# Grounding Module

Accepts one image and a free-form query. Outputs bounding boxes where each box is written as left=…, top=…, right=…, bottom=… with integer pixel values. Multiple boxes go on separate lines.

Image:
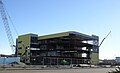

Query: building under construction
left=16, top=31, right=99, bottom=65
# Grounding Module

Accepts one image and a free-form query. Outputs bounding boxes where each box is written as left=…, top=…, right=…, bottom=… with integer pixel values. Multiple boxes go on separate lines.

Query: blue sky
left=0, top=0, right=120, bottom=59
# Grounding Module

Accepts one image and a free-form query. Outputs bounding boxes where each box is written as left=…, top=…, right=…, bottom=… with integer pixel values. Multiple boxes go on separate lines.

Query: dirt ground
left=0, top=68, right=115, bottom=73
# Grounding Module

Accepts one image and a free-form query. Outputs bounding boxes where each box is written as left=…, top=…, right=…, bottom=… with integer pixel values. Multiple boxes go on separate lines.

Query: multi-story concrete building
left=16, top=31, right=99, bottom=65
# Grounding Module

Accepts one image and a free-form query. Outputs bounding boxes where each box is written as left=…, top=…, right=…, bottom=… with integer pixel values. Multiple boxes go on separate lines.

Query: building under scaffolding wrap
left=16, top=31, right=99, bottom=65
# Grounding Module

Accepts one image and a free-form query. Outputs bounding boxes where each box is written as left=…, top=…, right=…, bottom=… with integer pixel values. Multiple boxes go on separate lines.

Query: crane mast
left=0, top=0, right=15, bottom=53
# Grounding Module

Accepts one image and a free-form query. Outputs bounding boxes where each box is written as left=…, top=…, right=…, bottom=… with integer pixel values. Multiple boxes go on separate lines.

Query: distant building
left=16, top=31, right=99, bottom=65
left=115, top=57, right=120, bottom=64
left=99, top=59, right=116, bottom=65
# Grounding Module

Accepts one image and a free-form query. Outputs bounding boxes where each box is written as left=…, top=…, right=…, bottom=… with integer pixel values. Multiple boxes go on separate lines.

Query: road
left=0, top=68, right=115, bottom=73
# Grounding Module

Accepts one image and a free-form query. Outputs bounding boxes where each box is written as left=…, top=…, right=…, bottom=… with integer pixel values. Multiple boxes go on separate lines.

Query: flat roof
left=18, top=33, right=38, bottom=37
left=38, top=31, right=98, bottom=40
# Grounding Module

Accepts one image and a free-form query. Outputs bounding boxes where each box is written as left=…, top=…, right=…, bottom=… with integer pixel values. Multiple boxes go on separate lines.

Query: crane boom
left=0, top=0, right=15, bottom=53
left=99, top=31, right=111, bottom=47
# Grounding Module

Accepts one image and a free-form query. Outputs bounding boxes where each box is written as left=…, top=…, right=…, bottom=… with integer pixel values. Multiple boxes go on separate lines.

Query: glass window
left=18, top=47, right=22, bottom=49
left=31, top=37, right=38, bottom=43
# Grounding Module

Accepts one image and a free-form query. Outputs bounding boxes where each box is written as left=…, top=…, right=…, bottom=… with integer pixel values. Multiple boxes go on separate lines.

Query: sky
left=0, top=0, right=120, bottom=59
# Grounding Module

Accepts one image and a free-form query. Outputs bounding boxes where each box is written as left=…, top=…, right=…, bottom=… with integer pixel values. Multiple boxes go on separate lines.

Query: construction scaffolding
left=16, top=31, right=99, bottom=65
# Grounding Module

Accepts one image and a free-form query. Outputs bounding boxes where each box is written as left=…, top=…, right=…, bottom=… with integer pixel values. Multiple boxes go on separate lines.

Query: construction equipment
left=99, top=31, right=111, bottom=47
left=0, top=0, right=15, bottom=53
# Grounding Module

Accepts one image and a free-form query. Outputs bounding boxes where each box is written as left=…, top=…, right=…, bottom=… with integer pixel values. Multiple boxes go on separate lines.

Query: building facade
left=16, top=31, right=99, bottom=65
left=115, top=57, right=120, bottom=64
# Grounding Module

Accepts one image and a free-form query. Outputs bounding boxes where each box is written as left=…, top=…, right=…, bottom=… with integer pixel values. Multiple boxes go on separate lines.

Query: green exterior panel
left=17, top=34, right=31, bottom=56
left=90, top=53, right=99, bottom=65
left=38, top=32, right=69, bottom=40
left=17, top=33, right=38, bottom=64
